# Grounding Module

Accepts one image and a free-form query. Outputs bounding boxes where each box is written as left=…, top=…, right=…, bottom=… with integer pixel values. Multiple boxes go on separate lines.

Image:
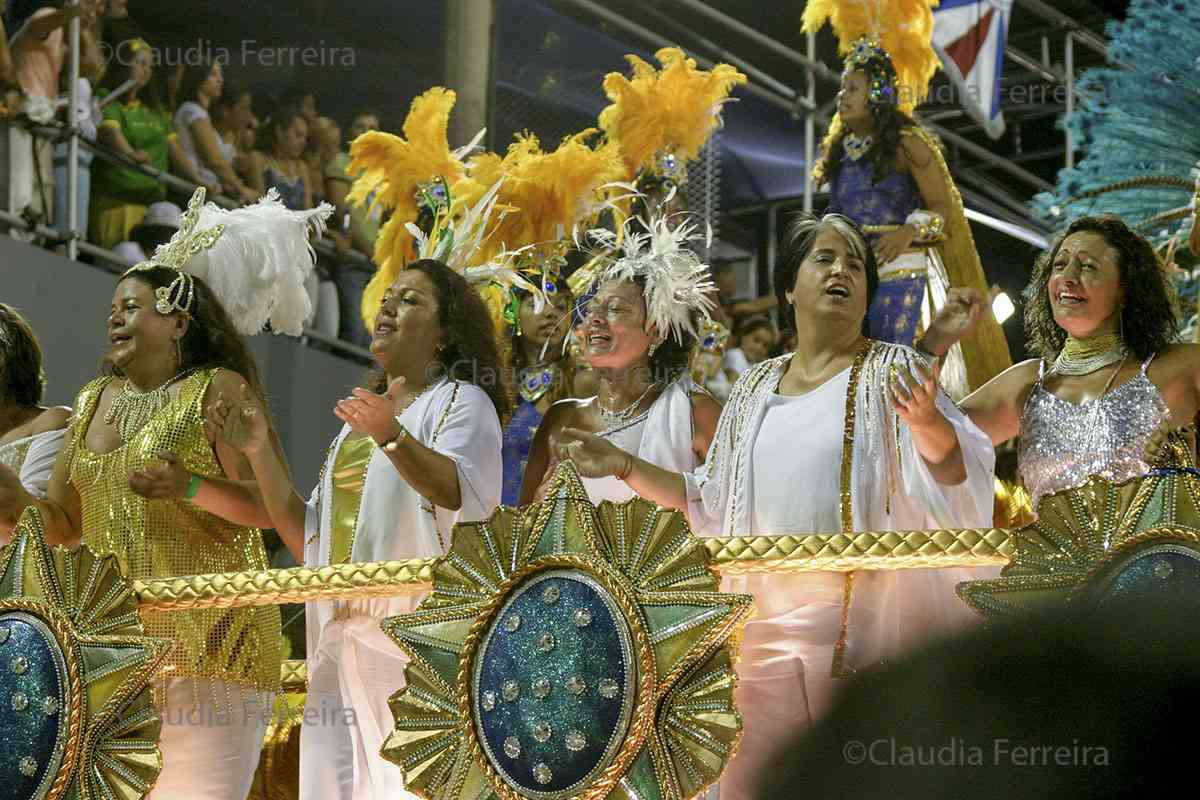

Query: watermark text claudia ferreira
left=842, top=737, right=1110, bottom=768
left=102, top=38, right=357, bottom=69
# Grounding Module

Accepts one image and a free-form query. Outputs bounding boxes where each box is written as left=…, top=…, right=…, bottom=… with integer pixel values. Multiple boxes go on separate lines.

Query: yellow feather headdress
left=599, top=47, right=746, bottom=185
left=348, top=87, right=483, bottom=329
left=801, top=0, right=941, bottom=116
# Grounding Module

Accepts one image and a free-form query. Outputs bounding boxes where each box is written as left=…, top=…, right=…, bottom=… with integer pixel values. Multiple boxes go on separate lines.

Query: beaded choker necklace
left=105, top=370, right=192, bottom=441
left=1051, top=332, right=1126, bottom=376
left=843, top=132, right=875, bottom=161
left=597, top=381, right=661, bottom=429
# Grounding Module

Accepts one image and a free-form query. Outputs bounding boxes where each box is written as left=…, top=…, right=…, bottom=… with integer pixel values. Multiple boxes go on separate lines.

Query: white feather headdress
left=576, top=205, right=718, bottom=343
left=131, top=187, right=333, bottom=337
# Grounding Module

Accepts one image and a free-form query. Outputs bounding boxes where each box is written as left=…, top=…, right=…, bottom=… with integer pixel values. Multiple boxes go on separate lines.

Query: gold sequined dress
left=65, top=369, right=281, bottom=694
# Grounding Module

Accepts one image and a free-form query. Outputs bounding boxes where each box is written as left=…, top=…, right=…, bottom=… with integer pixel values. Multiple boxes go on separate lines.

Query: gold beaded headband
left=123, top=188, right=225, bottom=317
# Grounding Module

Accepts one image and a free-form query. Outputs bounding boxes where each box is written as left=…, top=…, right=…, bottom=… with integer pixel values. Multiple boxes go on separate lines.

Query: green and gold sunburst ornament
left=959, top=469, right=1200, bottom=617
left=381, top=460, right=754, bottom=800
left=0, top=507, right=171, bottom=800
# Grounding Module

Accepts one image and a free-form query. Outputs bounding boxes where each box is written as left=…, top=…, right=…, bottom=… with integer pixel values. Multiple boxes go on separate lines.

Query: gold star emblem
left=380, top=460, right=753, bottom=800
left=0, top=508, right=171, bottom=800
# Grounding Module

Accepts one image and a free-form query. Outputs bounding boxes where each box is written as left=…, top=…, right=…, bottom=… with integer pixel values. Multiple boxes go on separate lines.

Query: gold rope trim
left=130, top=531, right=1014, bottom=611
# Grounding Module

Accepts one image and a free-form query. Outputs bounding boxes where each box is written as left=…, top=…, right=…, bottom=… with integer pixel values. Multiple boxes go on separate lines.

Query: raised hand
left=891, top=359, right=943, bottom=430
left=335, top=377, right=406, bottom=444
left=205, top=383, right=268, bottom=455
left=554, top=426, right=631, bottom=480
left=920, top=287, right=987, bottom=357
left=128, top=451, right=191, bottom=499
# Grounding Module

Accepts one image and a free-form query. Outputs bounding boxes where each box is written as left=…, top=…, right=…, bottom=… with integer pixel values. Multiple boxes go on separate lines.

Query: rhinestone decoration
left=598, top=678, right=619, bottom=699
left=565, top=729, right=586, bottom=752
left=541, top=585, right=561, bottom=604
left=503, top=736, right=521, bottom=758
left=532, top=676, right=551, bottom=699
left=41, top=697, right=58, bottom=716
left=532, top=721, right=552, bottom=743
left=0, top=627, right=8, bottom=644
left=504, top=614, right=522, bottom=633
left=502, top=680, right=519, bottom=702
left=12, top=691, right=28, bottom=712
left=537, top=632, right=556, bottom=653
left=533, top=763, right=553, bottom=785
left=11, top=655, right=28, bottom=675
left=1154, top=561, right=1174, bottom=580
left=481, top=691, right=496, bottom=711
left=573, top=608, right=593, bottom=628
left=565, top=675, right=586, bottom=696
left=18, top=757, right=37, bottom=777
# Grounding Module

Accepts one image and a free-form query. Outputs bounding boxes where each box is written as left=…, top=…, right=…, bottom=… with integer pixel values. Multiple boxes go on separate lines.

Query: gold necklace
left=105, top=370, right=191, bottom=441
left=1052, top=332, right=1125, bottom=376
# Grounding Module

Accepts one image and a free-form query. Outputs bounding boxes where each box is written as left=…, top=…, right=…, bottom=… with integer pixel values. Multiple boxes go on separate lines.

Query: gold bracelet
left=379, top=418, right=410, bottom=451
left=616, top=452, right=635, bottom=481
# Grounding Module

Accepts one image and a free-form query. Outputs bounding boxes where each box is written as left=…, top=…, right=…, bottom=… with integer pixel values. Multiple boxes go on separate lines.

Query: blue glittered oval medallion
left=472, top=569, right=636, bottom=797
left=0, top=611, right=70, bottom=800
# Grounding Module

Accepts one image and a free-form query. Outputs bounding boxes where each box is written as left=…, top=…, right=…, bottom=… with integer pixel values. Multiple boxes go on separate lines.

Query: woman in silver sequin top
left=0, top=304, right=71, bottom=540
left=921, top=215, right=1196, bottom=509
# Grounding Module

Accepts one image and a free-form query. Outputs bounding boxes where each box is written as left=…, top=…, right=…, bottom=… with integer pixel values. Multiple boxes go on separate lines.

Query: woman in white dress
left=209, top=259, right=506, bottom=800
left=520, top=214, right=722, bottom=506
left=0, top=304, right=71, bottom=538
left=558, top=213, right=996, bottom=800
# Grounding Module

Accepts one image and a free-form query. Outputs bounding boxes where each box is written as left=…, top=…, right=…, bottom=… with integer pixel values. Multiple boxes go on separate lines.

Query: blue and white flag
left=932, top=0, right=1013, bottom=139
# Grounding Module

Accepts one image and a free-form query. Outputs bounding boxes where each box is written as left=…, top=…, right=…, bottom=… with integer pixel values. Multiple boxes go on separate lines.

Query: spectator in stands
left=174, top=59, right=257, bottom=204
left=210, top=78, right=256, bottom=185
left=90, top=40, right=207, bottom=248
left=7, top=0, right=83, bottom=230
left=51, top=22, right=104, bottom=244
left=325, top=107, right=383, bottom=347
left=713, top=258, right=777, bottom=325
left=109, top=198, right=182, bottom=266
left=248, top=105, right=338, bottom=338
left=724, top=316, right=777, bottom=382
left=304, top=115, right=340, bottom=207
left=346, top=108, right=379, bottom=142
left=246, top=104, right=310, bottom=209
left=281, top=86, right=318, bottom=126
left=0, top=2, right=13, bottom=94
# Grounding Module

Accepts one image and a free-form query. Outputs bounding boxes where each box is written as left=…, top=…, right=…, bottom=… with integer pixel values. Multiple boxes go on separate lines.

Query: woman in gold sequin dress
left=0, top=304, right=71, bottom=539
left=0, top=265, right=283, bottom=799
left=208, top=259, right=506, bottom=800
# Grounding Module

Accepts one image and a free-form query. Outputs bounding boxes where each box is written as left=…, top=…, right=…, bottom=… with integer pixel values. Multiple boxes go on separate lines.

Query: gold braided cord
left=1065, top=174, right=1194, bottom=204
left=134, top=558, right=435, bottom=611
left=132, top=532, right=1011, bottom=610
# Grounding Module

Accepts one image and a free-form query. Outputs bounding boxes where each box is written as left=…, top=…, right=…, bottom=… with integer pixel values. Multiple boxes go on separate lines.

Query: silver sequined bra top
left=1018, top=357, right=1174, bottom=509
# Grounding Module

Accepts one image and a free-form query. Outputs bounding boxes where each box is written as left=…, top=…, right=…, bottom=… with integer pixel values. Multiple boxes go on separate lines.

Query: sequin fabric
left=66, top=370, right=281, bottom=693
left=501, top=400, right=543, bottom=507
left=1018, top=362, right=1188, bottom=508
left=0, top=436, right=33, bottom=474
left=867, top=273, right=926, bottom=346
left=826, top=157, right=922, bottom=232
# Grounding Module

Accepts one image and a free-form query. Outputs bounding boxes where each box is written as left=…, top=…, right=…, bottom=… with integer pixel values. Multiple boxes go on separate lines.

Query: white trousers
left=148, top=678, right=274, bottom=800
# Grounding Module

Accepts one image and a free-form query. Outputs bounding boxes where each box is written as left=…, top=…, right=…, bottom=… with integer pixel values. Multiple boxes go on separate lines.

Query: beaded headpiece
left=576, top=204, right=718, bottom=344
left=124, top=188, right=222, bottom=318
left=802, top=0, right=940, bottom=116
left=124, top=186, right=333, bottom=336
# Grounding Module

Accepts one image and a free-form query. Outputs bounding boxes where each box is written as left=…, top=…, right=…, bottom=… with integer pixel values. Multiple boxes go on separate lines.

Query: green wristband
left=184, top=473, right=203, bottom=501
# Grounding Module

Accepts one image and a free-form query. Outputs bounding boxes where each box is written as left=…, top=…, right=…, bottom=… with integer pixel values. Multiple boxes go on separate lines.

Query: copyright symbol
left=843, top=739, right=866, bottom=765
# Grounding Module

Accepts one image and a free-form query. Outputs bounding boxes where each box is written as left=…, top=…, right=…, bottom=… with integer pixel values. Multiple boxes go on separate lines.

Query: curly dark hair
left=177, top=58, right=219, bottom=108
left=774, top=213, right=880, bottom=336
left=366, top=260, right=512, bottom=421
left=815, top=106, right=933, bottom=190
left=1024, top=215, right=1179, bottom=362
left=106, top=267, right=268, bottom=402
left=256, top=104, right=306, bottom=154
left=0, top=304, right=46, bottom=408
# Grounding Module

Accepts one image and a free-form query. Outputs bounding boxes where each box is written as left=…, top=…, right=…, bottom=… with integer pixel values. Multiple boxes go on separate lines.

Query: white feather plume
left=178, top=190, right=333, bottom=337
left=577, top=202, right=717, bottom=343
